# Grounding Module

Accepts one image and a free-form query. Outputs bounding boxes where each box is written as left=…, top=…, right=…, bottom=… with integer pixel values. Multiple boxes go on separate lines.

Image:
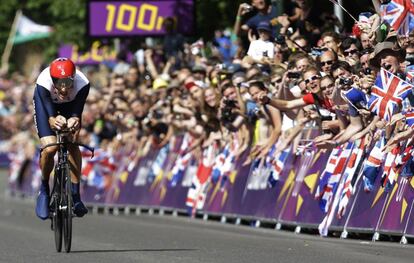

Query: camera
left=311, top=47, right=327, bottom=57
left=287, top=71, right=301, bottom=79
left=339, top=77, right=353, bottom=86
left=275, top=35, right=286, bottom=45
left=244, top=4, right=253, bottom=11
left=363, top=67, right=372, bottom=75
left=224, top=99, right=237, bottom=108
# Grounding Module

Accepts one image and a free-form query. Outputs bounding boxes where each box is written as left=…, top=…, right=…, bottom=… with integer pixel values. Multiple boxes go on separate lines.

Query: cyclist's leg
left=33, top=94, right=58, bottom=219
left=39, top=136, right=58, bottom=183
left=36, top=136, right=58, bottom=219
left=68, top=130, right=88, bottom=217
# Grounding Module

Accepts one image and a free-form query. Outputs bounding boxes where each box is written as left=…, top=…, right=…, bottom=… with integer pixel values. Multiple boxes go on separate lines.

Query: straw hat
left=369, top=41, right=405, bottom=68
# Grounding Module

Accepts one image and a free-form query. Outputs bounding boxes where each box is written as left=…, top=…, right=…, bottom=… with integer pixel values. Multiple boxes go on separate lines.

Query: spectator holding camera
left=247, top=21, right=275, bottom=63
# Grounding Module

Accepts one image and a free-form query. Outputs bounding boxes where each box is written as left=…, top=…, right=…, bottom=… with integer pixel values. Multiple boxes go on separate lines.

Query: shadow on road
left=71, top=248, right=198, bottom=253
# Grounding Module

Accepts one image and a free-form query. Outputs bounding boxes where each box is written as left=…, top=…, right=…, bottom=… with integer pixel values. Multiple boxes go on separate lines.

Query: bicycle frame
left=40, top=130, right=94, bottom=253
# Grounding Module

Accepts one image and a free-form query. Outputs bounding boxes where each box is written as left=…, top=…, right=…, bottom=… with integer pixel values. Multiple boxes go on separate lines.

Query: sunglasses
left=344, top=49, right=359, bottom=56
left=381, top=63, right=392, bottom=70
left=321, top=60, right=334, bottom=66
left=320, top=83, right=334, bottom=91
left=304, top=75, right=320, bottom=84
left=52, top=77, right=74, bottom=88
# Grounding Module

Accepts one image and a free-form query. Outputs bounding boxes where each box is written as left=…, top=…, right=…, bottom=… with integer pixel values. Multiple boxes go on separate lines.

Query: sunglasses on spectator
left=381, top=63, right=392, bottom=70
left=320, top=83, right=334, bottom=91
left=321, top=60, right=334, bottom=66
left=272, top=78, right=283, bottom=83
left=304, top=75, right=320, bottom=84
left=344, top=49, right=359, bottom=56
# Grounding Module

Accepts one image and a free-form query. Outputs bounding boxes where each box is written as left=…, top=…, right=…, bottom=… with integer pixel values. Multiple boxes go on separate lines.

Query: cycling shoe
left=35, top=189, right=50, bottom=220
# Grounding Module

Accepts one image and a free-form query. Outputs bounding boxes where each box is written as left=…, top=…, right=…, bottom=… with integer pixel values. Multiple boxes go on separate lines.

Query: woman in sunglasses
left=258, top=66, right=333, bottom=112
left=33, top=57, right=90, bottom=220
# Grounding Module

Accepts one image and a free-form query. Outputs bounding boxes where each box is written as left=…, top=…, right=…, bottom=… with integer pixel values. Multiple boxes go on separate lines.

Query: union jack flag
left=380, top=0, right=410, bottom=32
left=337, top=137, right=367, bottom=218
left=402, top=108, right=414, bottom=127
left=211, top=145, right=230, bottom=184
left=315, top=147, right=341, bottom=200
left=368, top=68, right=414, bottom=122
left=318, top=142, right=354, bottom=213
left=398, top=0, right=414, bottom=36
left=80, top=148, right=116, bottom=190
left=399, top=9, right=414, bottom=35
left=268, top=146, right=291, bottom=188
left=186, top=143, right=217, bottom=216
left=406, top=65, right=414, bottom=84
left=362, top=132, right=386, bottom=192
left=381, top=146, right=400, bottom=191
left=170, top=134, right=194, bottom=187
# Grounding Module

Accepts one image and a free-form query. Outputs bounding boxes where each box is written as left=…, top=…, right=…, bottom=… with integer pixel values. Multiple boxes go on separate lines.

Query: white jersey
left=36, top=67, right=89, bottom=104
left=247, top=39, right=275, bottom=60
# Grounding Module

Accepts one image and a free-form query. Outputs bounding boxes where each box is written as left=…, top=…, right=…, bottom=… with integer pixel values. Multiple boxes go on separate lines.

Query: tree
left=0, top=0, right=89, bottom=71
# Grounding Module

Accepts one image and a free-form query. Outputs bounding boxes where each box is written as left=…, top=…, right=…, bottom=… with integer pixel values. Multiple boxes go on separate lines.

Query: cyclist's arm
left=34, top=84, right=57, bottom=117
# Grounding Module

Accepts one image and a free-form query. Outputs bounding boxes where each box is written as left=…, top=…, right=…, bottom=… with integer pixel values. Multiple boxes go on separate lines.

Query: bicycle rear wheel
left=62, top=166, right=72, bottom=253
left=52, top=194, right=63, bottom=252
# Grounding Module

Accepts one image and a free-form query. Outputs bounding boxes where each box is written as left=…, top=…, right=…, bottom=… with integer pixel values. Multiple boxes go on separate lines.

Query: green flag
left=13, top=14, right=52, bottom=44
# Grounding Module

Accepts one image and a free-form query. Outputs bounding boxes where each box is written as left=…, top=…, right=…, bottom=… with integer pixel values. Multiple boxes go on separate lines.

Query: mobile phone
left=287, top=72, right=301, bottom=79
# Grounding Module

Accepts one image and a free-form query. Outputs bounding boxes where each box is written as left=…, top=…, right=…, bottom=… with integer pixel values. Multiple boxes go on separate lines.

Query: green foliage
left=195, top=0, right=245, bottom=40
left=0, top=0, right=89, bottom=66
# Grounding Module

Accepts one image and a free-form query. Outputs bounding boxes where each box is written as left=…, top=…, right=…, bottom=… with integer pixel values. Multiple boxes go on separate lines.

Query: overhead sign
left=88, top=0, right=194, bottom=37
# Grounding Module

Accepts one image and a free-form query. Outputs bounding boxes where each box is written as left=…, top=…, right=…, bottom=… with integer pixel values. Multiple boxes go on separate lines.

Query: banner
left=59, top=41, right=117, bottom=65
left=88, top=0, right=195, bottom=36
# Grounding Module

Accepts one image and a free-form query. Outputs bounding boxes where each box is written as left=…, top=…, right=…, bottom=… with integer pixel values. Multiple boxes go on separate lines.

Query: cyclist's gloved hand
left=67, top=117, right=80, bottom=132
left=50, top=115, right=67, bottom=130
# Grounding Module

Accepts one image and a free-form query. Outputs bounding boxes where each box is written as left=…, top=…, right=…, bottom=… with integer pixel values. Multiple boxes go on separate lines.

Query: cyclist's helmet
left=50, top=57, right=75, bottom=82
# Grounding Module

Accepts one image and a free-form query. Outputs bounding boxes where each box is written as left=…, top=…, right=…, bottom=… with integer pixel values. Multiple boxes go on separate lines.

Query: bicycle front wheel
left=62, top=166, right=72, bottom=253
left=52, top=194, right=63, bottom=252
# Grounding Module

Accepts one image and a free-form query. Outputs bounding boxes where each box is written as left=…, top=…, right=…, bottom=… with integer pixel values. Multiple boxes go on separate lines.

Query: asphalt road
left=0, top=169, right=413, bottom=263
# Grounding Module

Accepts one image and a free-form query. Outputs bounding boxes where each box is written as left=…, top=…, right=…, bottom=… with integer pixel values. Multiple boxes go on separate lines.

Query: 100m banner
left=88, top=0, right=194, bottom=36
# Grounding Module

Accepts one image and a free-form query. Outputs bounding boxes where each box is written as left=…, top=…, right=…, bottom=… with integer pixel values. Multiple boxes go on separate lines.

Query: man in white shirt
left=247, top=21, right=275, bottom=62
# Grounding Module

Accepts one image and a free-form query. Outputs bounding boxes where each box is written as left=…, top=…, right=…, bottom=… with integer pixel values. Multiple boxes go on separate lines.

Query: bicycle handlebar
left=40, top=130, right=95, bottom=158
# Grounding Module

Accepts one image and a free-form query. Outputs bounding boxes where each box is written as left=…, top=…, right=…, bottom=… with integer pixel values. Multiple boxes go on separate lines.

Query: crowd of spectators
left=2, top=0, right=414, bottom=193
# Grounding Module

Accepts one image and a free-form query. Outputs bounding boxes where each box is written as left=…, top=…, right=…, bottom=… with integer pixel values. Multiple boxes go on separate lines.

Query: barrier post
left=341, top=173, right=364, bottom=239
left=400, top=200, right=414, bottom=244
left=372, top=191, right=391, bottom=242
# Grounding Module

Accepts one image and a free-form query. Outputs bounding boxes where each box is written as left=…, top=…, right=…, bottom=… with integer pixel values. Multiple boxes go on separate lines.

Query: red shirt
left=302, top=93, right=333, bottom=112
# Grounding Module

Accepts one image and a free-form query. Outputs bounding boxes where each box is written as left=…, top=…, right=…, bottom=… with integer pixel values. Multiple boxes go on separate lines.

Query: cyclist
left=33, top=58, right=90, bottom=220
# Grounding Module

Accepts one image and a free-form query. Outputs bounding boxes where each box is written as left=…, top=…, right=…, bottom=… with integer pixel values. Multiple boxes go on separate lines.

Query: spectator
left=247, top=21, right=275, bottom=63
left=235, top=0, right=279, bottom=38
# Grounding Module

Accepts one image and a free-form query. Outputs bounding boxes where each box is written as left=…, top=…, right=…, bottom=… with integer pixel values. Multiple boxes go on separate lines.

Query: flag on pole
left=381, top=146, right=400, bottom=191
left=315, top=147, right=341, bottom=200
left=318, top=142, right=354, bottom=213
left=380, top=0, right=408, bottom=33
left=13, top=13, right=52, bottom=44
left=337, top=137, right=367, bottom=218
left=362, top=132, right=386, bottom=192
